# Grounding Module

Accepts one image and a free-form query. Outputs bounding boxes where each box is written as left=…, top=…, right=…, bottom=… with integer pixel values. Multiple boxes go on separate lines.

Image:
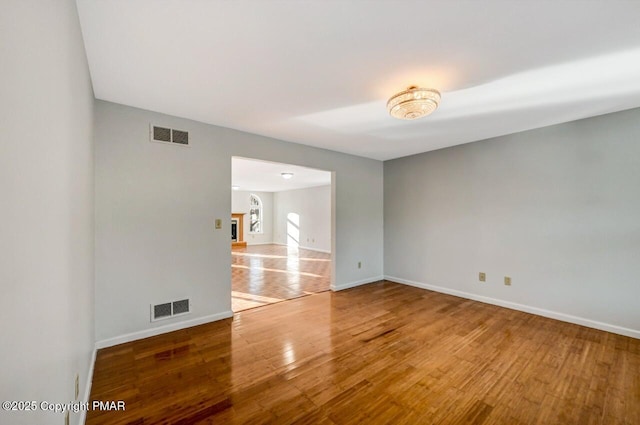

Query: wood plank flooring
left=87, top=281, right=640, bottom=425
left=231, top=244, right=331, bottom=312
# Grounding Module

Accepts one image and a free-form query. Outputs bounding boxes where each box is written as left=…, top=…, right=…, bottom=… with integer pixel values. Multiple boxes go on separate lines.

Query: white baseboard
left=298, top=245, right=331, bottom=254
left=95, top=310, right=234, bottom=349
left=332, top=275, right=384, bottom=291
left=385, top=275, right=640, bottom=340
left=79, top=347, right=97, bottom=425
left=246, top=242, right=274, bottom=246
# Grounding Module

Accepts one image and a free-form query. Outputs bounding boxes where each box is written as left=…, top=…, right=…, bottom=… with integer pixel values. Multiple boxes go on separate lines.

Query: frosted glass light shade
left=387, top=86, right=441, bottom=120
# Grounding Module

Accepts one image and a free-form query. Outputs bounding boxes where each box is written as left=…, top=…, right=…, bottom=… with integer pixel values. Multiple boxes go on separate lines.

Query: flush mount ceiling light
left=232, top=185, right=240, bottom=190
left=387, top=86, right=441, bottom=120
left=281, top=172, right=294, bottom=179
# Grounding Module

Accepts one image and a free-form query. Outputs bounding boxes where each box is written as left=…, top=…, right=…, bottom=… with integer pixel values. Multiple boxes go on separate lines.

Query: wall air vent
left=153, top=303, right=172, bottom=320
left=153, top=126, right=171, bottom=143
left=151, top=298, right=191, bottom=322
left=150, top=124, right=190, bottom=146
left=172, top=299, right=189, bottom=315
left=171, top=129, right=189, bottom=145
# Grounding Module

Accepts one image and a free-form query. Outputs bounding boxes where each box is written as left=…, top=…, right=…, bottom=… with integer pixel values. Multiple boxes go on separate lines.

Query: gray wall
left=0, top=1, right=95, bottom=424
left=95, top=101, right=383, bottom=344
left=274, top=185, right=332, bottom=253
left=385, top=108, right=640, bottom=337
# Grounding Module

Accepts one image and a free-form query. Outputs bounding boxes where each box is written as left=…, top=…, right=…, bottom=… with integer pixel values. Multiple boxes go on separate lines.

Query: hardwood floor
left=87, top=281, right=640, bottom=425
left=231, top=244, right=331, bottom=312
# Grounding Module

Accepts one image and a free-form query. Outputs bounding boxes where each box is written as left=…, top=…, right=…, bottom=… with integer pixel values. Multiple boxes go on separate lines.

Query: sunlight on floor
left=232, top=244, right=331, bottom=313
left=232, top=251, right=330, bottom=262
left=231, top=264, right=323, bottom=278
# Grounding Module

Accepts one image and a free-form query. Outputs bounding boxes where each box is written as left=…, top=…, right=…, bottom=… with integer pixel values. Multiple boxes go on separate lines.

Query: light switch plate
left=215, top=219, right=222, bottom=229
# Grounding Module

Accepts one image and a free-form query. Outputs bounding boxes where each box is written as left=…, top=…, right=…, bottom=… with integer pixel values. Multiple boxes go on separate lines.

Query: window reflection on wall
left=287, top=212, right=300, bottom=248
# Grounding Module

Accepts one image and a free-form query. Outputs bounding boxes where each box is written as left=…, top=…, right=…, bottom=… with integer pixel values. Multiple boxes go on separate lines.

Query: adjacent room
left=230, top=157, right=332, bottom=312
left=2, top=1, right=639, bottom=425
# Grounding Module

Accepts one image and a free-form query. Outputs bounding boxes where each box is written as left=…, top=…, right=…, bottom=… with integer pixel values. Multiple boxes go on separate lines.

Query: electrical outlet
left=75, top=374, right=79, bottom=399
left=479, top=272, right=486, bottom=282
left=358, top=261, right=361, bottom=269
left=504, top=276, right=512, bottom=286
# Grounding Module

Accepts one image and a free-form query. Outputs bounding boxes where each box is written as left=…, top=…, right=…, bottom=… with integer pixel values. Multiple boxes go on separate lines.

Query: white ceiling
left=232, top=157, right=331, bottom=192
left=77, top=0, right=640, bottom=161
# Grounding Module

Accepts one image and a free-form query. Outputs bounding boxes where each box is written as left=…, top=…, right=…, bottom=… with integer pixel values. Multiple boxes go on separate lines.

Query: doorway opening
left=230, top=157, right=334, bottom=312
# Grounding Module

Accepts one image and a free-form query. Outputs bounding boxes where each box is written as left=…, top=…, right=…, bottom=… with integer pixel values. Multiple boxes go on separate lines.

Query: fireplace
left=231, top=218, right=238, bottom=242
left=231, top=213, right=247, bottom=247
